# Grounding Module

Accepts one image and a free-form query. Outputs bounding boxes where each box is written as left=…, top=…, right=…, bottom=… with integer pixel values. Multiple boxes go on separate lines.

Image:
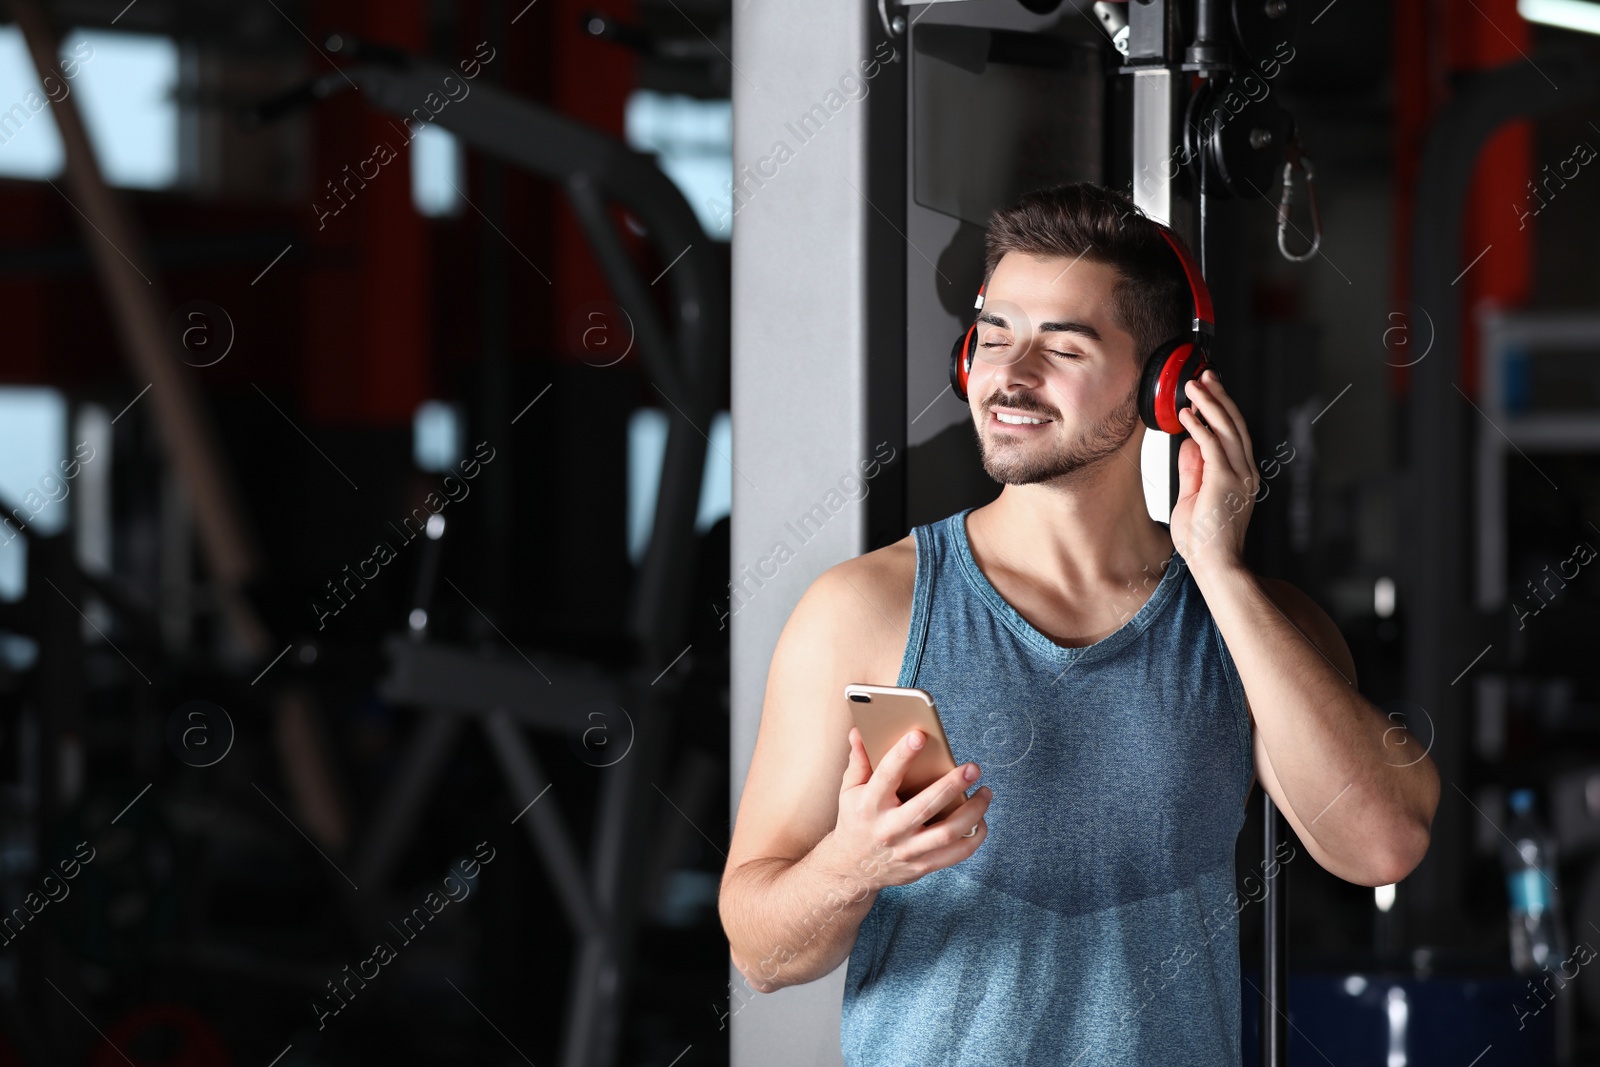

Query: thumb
left=841, top=728, right=872, bottom=791
left=1175, top=436, right=1203, bottom=503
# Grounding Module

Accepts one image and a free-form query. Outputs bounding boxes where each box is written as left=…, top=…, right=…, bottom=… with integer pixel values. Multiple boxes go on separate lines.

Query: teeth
left=996, top=412, right=1046, bottom=425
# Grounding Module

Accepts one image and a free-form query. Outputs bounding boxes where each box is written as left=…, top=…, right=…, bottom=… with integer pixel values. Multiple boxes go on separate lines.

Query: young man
left=718, top=183, right=1439, bottom=1065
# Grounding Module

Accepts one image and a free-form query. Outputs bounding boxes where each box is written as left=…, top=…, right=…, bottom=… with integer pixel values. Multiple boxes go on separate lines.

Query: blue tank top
left=840, top=507, right=1255, bottom=1067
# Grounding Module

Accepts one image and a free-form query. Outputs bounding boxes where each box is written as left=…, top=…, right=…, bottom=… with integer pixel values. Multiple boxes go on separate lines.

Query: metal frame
left=336, top=53, right=728, bottom=1067
left=1474, top=309, right=1600, bottom=611
left=347, top=58, right=727, bottom=662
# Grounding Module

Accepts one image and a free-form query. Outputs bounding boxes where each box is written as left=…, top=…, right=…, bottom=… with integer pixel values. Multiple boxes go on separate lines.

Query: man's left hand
left=1170, top=368, right=1257, bottom=576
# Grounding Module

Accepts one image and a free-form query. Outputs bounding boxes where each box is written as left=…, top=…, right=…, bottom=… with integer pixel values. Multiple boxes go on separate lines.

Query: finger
left=1194, top=372, right=1255, bottom=487
left=913, top=791, right=992, bottom=864
left=865, top=727, right=928, bottom=804
left=1179, top=399, right=1242, bottom=493
left=945, top=785, right=992, bottom=838
left=1176, top=406, right=1235, bottom=527
left=1184, top=379, right=1247, bottom=481
left=1177, top=403, right=1222, bottom=470
left=894, top=762, right=978, bottom=836
left=841, top=727, right=872, bottom=791
left=1201, top=370, right=1254, bottom=473
left=1175, top=435, right=1204, bottom=505
left=917, top=827, right=986, bottom=872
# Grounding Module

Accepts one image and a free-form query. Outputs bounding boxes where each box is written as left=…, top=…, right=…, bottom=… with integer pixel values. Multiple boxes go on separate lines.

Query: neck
left=969, top=452, right=1174, bottom=592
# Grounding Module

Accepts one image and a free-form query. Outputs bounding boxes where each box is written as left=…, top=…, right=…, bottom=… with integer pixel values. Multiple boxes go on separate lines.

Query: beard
left=973, top=381, right=1141, bottom=486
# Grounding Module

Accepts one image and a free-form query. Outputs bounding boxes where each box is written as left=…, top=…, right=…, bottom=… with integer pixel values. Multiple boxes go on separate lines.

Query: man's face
left=966, top=252, right=1143, bottom=486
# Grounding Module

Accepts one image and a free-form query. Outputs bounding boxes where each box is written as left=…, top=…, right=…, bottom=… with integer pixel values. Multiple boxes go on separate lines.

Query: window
left=0, top=387, right=71, bottom=602
left=413, top=400, right=464, bottom=472
left=0, top=26, right=179, bottom=189
left=627, top=408, right=731, bottom=565
left=623, top=90, right=732, bottom=240
left=411, top=122, right=464, bottom=218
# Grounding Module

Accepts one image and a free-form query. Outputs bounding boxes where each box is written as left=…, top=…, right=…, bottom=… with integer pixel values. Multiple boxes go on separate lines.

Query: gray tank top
left=841, top=507, right=1254, bottom=1066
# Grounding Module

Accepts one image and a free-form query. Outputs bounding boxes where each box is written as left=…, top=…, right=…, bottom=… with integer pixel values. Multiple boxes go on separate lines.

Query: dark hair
left=981, top=183, right=1193, bottom=365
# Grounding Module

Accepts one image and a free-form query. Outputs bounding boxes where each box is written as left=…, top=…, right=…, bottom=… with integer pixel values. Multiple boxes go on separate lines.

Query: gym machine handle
left=579, top=10, right=727, bottom=63
left=235, top=31, right=406, bottom=131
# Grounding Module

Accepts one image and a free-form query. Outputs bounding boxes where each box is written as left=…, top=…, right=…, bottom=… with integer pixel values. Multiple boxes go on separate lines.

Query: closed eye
left=979, top=340, right=1081, bottom=359
left=979, top=340, right=1081, bottom=361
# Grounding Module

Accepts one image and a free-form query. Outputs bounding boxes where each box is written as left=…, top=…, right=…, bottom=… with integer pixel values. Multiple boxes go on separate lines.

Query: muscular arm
left=721, top=837, right=879, bottom=993
left=719, top=551, right=912, bottom=993
left=1204, top=568, right=1439, bottom=886
left=1172, top=370, right=1437, bottom=886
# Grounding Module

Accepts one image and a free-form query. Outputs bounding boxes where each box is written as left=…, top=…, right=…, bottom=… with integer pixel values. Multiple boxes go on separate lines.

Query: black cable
left=1197, top=79, right=1209, bottom=281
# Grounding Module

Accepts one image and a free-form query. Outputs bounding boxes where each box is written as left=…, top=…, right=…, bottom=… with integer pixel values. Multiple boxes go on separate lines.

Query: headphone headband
left=1155, top=227, right=1214, bottom=338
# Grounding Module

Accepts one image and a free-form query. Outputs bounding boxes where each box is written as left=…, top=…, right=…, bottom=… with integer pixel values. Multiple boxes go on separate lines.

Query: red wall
left=304, top=0, right=432, bottom=425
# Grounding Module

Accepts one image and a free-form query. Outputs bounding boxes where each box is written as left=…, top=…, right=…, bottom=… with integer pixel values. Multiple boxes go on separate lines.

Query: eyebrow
left=978, top=312, right=1102, bottom=343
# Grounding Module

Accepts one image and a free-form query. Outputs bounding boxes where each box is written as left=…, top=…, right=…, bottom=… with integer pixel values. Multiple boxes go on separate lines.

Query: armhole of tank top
left=895, top=527, right=933, bottom=689
left=1207, top=611, right=1255, bottom=806
left=858, top=889, right=883, bottom=980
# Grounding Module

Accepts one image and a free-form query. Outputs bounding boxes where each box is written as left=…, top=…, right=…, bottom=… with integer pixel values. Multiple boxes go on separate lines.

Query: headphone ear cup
left=1142, top=340, right=1210, bottom=434
left=949, top=327, right=977, bottom=402
left=1145, top=347, right=1203, bottom=438
left=1138, top=340, right=1180, bottom=431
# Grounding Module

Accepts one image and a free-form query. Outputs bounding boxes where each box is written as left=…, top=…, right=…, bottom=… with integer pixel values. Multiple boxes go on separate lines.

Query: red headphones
left=948, top=227, right=1214, bottom=435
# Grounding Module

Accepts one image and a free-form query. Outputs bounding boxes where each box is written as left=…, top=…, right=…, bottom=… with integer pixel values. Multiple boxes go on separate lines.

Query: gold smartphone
left=845, top=683, right=973, bottom=828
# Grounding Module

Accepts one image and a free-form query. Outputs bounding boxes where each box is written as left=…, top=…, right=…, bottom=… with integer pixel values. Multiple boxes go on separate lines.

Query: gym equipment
left=243, top=26, right=727, bottom=1067
left=946, top=226, right=1214, bottom=435
left=1401, top=46, right=1600, bottom=952
left=8, top=0, right=351, bottom=880
left=9, top=0, right=270, bottom=662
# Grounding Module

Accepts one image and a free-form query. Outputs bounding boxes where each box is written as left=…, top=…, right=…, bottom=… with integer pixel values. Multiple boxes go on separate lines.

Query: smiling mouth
left=990, top=409, right=1053, bottom=429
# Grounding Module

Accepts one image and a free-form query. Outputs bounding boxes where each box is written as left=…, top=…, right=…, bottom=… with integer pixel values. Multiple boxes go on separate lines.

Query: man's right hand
left=824, top=726, right=991, bottom=891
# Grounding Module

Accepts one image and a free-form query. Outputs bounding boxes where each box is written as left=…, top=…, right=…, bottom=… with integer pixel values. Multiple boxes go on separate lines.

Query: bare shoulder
left=814, top=533, right=917, bottom=685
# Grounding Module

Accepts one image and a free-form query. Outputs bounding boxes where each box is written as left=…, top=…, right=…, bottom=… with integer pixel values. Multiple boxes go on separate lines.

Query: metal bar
left=9, top=0, right=271, bottom=658
left=563, top=173, right=711, bottom=662
left=376, top=633, right=623, bottom=729
left=584, top=683, right=676, bottom=1067
left=348, top=60, right=723, bottom=405
left=482, top=709, right=602, bottom=939
left=560, top=939, right=612, bottom=1067
left=351, top=711, right=463, bottom=889
left=561, top=171, right=689, bottom=402
left=1262, top=794, right=1287, bottom=1067
left=1130, top=65, right=1182, bottom=526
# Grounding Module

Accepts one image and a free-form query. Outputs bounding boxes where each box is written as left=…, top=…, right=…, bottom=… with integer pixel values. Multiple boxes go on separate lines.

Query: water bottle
left=1503, top=788, right=1567, bottom=975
